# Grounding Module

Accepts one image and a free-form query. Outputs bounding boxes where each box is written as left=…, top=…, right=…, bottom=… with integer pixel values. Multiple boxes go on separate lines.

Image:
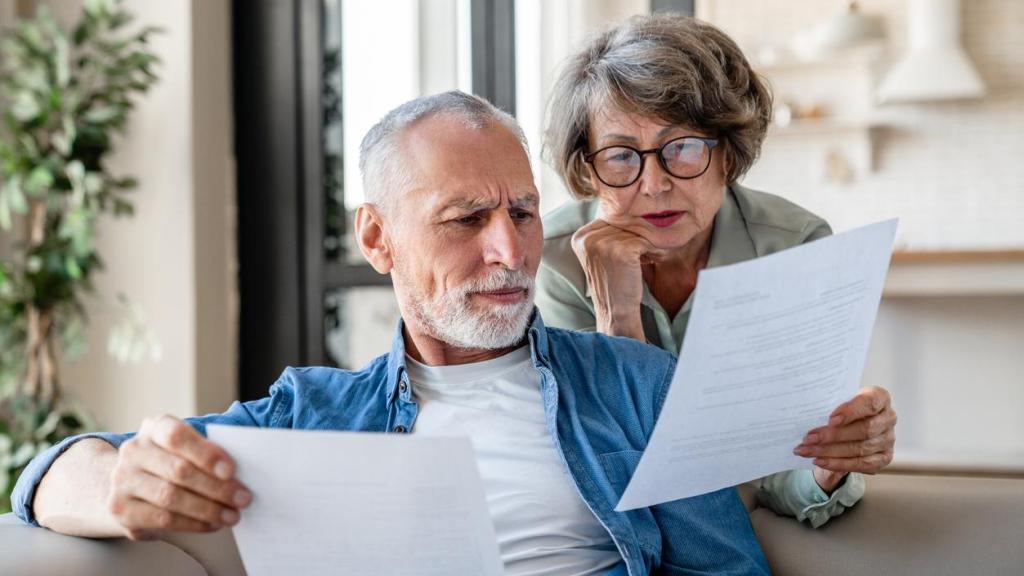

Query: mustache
left=457, top=268, right=534, bottom=296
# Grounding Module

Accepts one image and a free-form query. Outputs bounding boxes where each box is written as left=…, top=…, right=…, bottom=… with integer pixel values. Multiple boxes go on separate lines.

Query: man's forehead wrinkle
left=435, top=192, right=539, bottom=216
left=511, top=193, right=539, bottom=208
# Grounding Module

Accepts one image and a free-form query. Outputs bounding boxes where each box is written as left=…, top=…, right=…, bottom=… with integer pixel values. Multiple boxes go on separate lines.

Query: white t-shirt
left=406, top=346, right=622, bottom=576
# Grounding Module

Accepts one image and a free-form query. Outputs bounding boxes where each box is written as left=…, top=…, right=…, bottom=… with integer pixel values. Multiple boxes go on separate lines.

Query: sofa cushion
left=750, top=473, right=1024, bottom=575
left=0, top=513, right=207, bottom=576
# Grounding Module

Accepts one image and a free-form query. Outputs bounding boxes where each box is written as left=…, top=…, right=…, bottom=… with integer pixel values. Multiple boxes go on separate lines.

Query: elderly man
left=13, top=91, right=769, bottom=575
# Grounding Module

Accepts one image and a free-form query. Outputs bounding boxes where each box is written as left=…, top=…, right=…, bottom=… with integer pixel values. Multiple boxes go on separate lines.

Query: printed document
left=207, top=425, right=504, bottom=576
left=616, top=219, right=898, bottom=511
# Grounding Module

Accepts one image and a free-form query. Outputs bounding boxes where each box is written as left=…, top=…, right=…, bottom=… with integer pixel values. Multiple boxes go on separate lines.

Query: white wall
left=865, top=294, right=1024, bottom=470
left=700, top=0, right=1024, bottom=470
left=700, top=0, right=1024, bottom=251
left=20, top=0, right=238, bottom=431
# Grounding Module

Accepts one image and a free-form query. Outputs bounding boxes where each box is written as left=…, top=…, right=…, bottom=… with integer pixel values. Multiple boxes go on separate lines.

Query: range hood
left=876, top=0, right=985, bottom=103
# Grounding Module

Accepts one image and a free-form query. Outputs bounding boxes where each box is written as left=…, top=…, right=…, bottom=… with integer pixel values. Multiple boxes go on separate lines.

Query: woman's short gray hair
left=359, top=90, right=528, bottom=213
left=544, top=13, right=772, bottom=198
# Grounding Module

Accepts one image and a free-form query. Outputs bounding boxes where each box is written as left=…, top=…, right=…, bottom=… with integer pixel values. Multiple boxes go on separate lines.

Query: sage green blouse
left=536, top=184, right=865, bottom=527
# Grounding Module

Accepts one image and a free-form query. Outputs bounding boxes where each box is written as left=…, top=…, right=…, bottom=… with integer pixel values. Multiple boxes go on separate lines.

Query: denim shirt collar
left=384, top=308, right=552, bottom=408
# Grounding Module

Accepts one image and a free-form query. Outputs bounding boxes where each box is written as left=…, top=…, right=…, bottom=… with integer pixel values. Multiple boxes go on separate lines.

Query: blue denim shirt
left=14, top=311, right=769, bottom=576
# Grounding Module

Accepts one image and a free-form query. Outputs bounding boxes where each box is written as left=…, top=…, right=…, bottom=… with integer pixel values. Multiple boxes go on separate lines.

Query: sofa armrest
left=750, top=473, right=1024, bottom=575
left=0, top=513, right=207, bottom=576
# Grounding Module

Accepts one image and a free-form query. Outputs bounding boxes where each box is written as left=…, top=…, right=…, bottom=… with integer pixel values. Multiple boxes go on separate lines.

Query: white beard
left=399, top=267, right=535, bottom=350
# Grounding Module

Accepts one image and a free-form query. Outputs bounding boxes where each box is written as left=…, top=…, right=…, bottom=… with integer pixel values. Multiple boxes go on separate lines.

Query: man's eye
left=511, top=210, right=534, bottom=221
left=454, top=214, right=482, bottom=225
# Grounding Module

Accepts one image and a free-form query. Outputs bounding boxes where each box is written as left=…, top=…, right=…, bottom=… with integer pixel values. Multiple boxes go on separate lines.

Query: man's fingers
left=802, top=410, right=897, bottom=445
left=109, top=495, right=218, bottom=539
left=828, top=387, right=891, bottom=426
left=146, top=416, right=235, bottom=480
left=122, top=469, right=240, bottom=528
left=813, top=451, right=893, bottom=474
left=124, top=438, right=250, bottom=509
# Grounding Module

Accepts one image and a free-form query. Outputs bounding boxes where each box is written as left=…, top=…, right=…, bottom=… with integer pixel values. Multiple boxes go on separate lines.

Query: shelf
left=764, top=118, right=884, bottom=177
left=754, top=44, right=884, bottom=75
left=767, top=118, right=883, bottom=138
left=888, top=450, right=1024, bottom=476
left=884, top=251, right=1024, bottom=297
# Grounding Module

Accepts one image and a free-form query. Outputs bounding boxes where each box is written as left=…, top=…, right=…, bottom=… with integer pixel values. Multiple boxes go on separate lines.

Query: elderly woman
left=536, top=14, right=896, bottom=527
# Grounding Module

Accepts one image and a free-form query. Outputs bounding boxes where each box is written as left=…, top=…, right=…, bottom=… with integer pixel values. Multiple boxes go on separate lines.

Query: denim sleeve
left=12, top=381, right=294, bottom=527
left=756, top=469, right=865, bottom=528
left=653, top=487, right=770, bottom=575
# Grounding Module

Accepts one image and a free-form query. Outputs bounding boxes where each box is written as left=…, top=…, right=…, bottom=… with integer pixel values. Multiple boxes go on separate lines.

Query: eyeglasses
left=583, top=136, right=720, bottom=188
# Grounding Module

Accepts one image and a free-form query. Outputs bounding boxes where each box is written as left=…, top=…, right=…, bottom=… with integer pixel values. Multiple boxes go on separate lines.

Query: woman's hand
left=794, top=386, right=897, bottom=493
left=571, top=218, right=663, bottom=340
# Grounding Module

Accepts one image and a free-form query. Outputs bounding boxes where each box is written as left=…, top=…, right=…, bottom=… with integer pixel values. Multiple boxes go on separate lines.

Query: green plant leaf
left=23, top=166, right=53, bottom=196
left=84, top=105, right=122, bottom=125
left=54, top=34, right=70, bottom=88
left=5, top=177, right=27, bottom=215
left=10, top=90, right=41, bottom=122
left=33, top=411, right=61, bottom=441
left=65, top=256, right=82, bottom=279
left=9, top=441, right=36, bottom=469
left=83, top=0, right=115, bottom=18
left=83, top=172, right=103, bottom=195
left=0, top=193, right=10, bottom=230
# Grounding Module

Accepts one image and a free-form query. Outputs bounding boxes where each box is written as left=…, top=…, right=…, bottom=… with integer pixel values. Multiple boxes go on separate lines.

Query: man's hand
left=793, top=386, right=897, bottom=493
left=108, top=415, right=252, bottom=540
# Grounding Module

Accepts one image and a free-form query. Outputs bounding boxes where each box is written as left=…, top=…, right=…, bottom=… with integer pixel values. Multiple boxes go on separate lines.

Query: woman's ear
left=354, top=204, right=393, bottom=274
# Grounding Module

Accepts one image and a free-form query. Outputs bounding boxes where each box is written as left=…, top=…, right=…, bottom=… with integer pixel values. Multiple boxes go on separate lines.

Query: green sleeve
left=757, top=469, right=866, bottom=528
left=535, top=260, right=597, bottom=332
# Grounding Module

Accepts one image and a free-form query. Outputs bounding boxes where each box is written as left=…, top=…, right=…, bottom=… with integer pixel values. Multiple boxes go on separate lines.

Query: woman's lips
left=641, top=211, right=684, bottom=228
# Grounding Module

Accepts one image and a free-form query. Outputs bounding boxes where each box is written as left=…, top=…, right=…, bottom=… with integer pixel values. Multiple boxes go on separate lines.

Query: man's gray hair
left=358, top=90, right=529, bottom=213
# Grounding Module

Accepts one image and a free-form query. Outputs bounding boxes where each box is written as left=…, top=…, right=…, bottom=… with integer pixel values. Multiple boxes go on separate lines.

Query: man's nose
left=482, top=213, right=526, bottom=270
left=637, top=153, right=672, bottom=197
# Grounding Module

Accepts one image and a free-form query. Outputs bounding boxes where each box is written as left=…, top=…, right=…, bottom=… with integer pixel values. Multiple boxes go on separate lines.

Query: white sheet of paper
left=206, top=425, right=504, bottom=576
left=616, top=219, right=898, bottom=511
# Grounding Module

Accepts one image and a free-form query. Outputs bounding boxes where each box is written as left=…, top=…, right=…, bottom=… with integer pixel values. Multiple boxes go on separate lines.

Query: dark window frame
left=233, top=0, right=518, bottom=400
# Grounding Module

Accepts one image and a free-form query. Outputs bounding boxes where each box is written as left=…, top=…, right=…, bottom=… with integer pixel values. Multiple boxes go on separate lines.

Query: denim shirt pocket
left=597, top=450, right=658, bottom=556
left=597, top=450, right=644, bottom=497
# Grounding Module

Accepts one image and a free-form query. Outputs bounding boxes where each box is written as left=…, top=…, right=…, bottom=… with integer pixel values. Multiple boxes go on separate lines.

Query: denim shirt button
left=393, top=425, right=407, bottom=434
left=398, top=382, right=408, bottom=394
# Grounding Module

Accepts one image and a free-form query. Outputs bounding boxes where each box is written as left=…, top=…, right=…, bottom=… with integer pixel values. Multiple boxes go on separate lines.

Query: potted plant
left=0, top=0, right=160, bottom=513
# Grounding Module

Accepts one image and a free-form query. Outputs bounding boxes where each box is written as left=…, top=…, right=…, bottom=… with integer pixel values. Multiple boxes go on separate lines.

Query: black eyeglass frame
left=583, top=136, right=720, bottom=188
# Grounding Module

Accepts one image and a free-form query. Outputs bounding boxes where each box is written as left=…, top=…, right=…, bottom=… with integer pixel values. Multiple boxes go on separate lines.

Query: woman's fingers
left=795, top=429, right=895, bottom=458
left=801, top=409, right=897, bottom=445
left=826, top=386, right=891, bottom=427
left=813, top=451, right=894, bottom=474
left=794, top=386, right=898, bottom=476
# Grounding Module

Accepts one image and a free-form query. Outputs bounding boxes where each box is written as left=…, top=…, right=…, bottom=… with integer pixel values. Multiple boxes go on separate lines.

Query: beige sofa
left=3, top=470, right=1023, bottom=575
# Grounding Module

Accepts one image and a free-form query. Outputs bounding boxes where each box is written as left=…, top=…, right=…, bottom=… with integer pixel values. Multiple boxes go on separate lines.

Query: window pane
left=325, top=286, right=402, bottom=369
left=323, top=0, right=468, bottom=264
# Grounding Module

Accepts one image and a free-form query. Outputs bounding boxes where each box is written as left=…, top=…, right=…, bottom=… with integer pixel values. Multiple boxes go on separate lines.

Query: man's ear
left=354, top=204, right=394, bottom=274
